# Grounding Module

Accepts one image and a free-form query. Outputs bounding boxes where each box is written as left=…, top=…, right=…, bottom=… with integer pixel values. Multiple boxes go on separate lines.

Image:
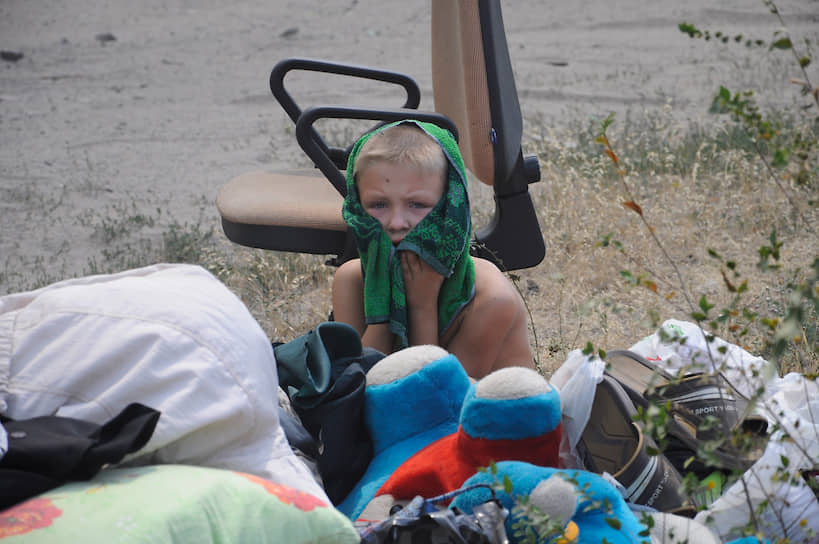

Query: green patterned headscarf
left=342, top=120, right=475, bottom=349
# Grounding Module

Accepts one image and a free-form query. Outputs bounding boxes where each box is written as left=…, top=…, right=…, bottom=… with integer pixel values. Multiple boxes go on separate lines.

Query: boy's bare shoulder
left=442, top=257, right=533, bottom=376
left=455, top=257, right=526, bottom=329
left=472, top=257, right=522, bottom=301
left=334, top=258, right=362, bottom=282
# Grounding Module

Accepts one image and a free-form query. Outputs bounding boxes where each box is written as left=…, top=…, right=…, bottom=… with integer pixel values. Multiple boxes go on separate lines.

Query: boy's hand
left=401, top=252, right=444, bottom=312
left=402, top=251, right=443, bottom=346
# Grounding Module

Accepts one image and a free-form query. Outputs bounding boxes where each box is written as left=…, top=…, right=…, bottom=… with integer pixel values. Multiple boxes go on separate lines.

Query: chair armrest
left=270, top=58, right=422, bottom=169
left=270, top=58, right=421, bottom=122
left=295, top=106, right=458, bottom=196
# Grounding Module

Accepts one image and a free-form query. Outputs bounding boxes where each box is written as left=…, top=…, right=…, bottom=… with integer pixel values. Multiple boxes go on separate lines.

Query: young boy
left=332, top=120, right=534, bottom=379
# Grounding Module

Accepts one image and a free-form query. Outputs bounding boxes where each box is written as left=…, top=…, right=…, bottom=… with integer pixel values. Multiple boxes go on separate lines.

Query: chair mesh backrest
left=431, top=0, right=495, bottom=187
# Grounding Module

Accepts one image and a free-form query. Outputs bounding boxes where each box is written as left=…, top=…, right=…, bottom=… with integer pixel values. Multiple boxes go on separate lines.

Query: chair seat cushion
left=217, top=170, right=346, bottom=231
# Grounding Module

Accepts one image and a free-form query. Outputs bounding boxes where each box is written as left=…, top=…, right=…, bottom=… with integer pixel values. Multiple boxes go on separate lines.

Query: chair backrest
left=431, top=0, right=496, bottom=187
left=430, top=0, right=545, bottom=270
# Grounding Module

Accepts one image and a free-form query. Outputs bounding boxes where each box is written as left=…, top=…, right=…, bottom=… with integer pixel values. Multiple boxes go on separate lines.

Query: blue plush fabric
left=459, top=385, right=561, bottom=440
left=365, top=355, right=468, bottom=455
left=727, top=539, right=772, bottom=544
left=451, top=461, right=650, bottom=544
left=337, top=354, right=471, bottom=520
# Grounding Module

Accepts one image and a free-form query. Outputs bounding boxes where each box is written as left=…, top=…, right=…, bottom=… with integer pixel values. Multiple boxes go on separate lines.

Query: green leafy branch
left=481, top=463, right=575, bottom=544
left=695, top=234, right=817, bottom=371
left=482, top=462, right=622, bottom=544
left=596, top=113, right=700, bottom=322
left=680, top=0, right=819, bottom=186
left=763, top=0, right=819, bottom=109
left=710, top=86, right=817, bottom=230
left=598, top=232, right=683, bottom=304
left=678, top=22, right=811, bottom=70
left=682, top=0, right=818, bottom=232
left=767, top=256, right=819, bottom=366
left=679, top=4, right=818, bottom=111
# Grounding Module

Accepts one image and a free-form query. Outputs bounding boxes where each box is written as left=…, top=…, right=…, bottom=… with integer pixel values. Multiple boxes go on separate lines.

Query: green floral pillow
left=0, top=465, right=359, bottom=543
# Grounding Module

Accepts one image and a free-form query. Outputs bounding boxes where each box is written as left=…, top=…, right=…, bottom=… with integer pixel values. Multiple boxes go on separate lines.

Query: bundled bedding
left=0, top=264, right=357, bottom=542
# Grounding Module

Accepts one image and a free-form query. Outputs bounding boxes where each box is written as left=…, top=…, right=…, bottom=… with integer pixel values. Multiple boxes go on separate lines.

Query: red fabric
left=376, top=423, right=562, bottom=501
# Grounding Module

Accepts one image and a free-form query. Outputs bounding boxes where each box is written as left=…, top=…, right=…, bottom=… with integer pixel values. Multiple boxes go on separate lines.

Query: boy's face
left=358, top=161, right=446, bottom=244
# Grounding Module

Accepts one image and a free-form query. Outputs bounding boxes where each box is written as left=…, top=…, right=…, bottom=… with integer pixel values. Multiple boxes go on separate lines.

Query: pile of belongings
left=276, top=318, right=819, bottom=543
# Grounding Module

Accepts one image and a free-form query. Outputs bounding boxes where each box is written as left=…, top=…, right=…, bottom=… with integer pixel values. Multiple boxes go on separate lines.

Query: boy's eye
left=365, top=201, right=387, bottom=210
left=409, top=201, right=432, bottom=209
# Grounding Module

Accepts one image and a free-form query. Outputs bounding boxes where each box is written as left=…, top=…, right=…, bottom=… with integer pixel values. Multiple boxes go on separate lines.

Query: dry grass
left=521, top=130, right=816, bottom=375
left=204, top=241, right=336, bottom=341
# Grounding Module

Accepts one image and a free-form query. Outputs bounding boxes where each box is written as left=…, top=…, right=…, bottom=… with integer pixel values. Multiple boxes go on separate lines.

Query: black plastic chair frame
left=269, top=58, right=425, bottom=180
left=465, top=0, right=544, bottom=270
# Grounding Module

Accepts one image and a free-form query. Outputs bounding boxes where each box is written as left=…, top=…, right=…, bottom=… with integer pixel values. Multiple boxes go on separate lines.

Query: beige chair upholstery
left=431, top=0, right=495, bottom=187
left=218, top=170, right=344, bottom=232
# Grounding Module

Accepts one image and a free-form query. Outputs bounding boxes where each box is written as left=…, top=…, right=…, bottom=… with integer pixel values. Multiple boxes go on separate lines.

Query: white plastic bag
left=695, top=373, right=819, bottom=543
left=550, top=349, right=605, bottom=469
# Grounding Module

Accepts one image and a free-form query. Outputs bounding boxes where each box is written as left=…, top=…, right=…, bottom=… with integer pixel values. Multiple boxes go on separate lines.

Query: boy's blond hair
left=353, top=124, right=447, bottom=182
